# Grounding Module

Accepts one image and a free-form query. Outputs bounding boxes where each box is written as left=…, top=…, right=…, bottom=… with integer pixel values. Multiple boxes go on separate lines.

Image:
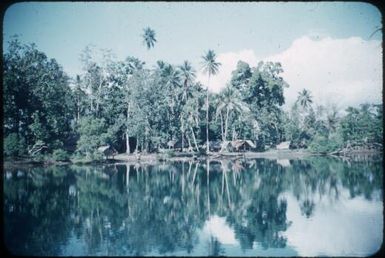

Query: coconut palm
left=122, top=57, right=144, bottom=154
left=142, top=27, right=157, bottom=50
left=296, top=89, right=313, bottom=109
left=155, top=60, right=166, bottom=72
left=179, top=61, right=196, bottom=151
left=326, top=107, right=339, bottom=133
left=163, top=64, right=182, bottom=104
left=201, top=50, right=221, bottom=153
left=216, top=86, right=249, bottom=146
left=183, top=92, right=202, bottom=152
left=179, top=61, right=196, bottom=100
left=162, top=64, right=182, bottom=141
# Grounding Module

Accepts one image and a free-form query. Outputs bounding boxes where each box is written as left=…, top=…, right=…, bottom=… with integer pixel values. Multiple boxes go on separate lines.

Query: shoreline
left=3, top=149, right=382, bottom=168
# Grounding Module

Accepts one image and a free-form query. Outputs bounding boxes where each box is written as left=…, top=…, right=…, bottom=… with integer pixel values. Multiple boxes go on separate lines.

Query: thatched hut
left=167, top=140, right=177, bottom=149
left=232, top=140, right=256, bottom=152
left=276, top=141, right=290, bottom=150
left=97, top=145, right=118, bottom=159
left=220, top=140, right=256, bottom=152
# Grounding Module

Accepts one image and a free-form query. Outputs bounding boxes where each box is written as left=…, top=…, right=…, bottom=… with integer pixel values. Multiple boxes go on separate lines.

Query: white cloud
left=198, top=36, right=382, bottom=110
left=267, top=36, right=382, bottom=109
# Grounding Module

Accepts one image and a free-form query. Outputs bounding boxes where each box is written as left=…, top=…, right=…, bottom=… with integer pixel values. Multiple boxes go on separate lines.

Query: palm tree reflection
left=3, top=156, right=382, bottom=255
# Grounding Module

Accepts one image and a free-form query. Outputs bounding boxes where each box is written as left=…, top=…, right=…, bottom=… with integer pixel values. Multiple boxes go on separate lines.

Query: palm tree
left=155, top=60, right=166, bottom=71
left=179, top=61, right=196, bottom=100
left=123, top=58, right=144, bottom=154
left=201, top=50, right=221, bottom=153
left=326, top=106, right=339, bottom=134
left=216, top=86, right=249, bottom=149
left=163, top=64, right=182, bottom=111
left=142, top=27, right=157, bottom=50
left=183, top=92, right=202, bottom=152
left=162, top=64, right=182, bottom=142
left=296, top=89, right=313, bottom=109
left=179, top=61, right=196, bottom=152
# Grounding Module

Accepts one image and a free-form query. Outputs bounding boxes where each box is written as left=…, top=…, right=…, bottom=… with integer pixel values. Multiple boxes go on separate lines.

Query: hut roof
left=220, top=141, right=232, bottom=148
left=231, top=140, right=255, bottom=149
left=97, top=145, right=117, bottom=154
left=98, top=145, right=111, bottom=152
left=245, top=140, right=256, bottom=148
left=167, top=140, right=177, bottom=147
left=276, top=141, right=290, bottom=150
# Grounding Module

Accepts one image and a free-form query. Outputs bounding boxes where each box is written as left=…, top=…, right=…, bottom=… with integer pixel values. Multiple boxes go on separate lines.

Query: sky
left=3, top=2, right=383, bottom=109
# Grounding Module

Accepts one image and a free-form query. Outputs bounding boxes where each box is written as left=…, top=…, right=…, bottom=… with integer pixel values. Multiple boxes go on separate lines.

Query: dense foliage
left=3, top=35, right=382, bottom=160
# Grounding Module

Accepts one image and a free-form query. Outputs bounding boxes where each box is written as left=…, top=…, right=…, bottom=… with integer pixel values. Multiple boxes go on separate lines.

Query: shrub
left=4, top=133, right=26, bottom=157
left=309, top=133, right=343, bottom=153
left=75, top=116, right=111, bottom=157
left=52, top=149, right=70, bottom=161
left=31, top=153, right=48, bottom=162
left=89, top=150, right=105, bottom=161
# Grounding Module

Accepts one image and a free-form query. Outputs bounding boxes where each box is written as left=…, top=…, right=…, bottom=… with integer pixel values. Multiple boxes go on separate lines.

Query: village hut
left=220, top=140, right=256, bottom=152
left=97, top=145, right=118, bottom=159
left=276, top=141, right=290, bottom=150
left=220, top=141, right=233, bottom=152
left=231, top=140, right=256, bottom=152
left=167, top=140, right=177, bottom=149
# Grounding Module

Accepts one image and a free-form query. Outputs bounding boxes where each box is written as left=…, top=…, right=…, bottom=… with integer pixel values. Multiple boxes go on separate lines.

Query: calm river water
left=3, top=156, right=383, bottom=256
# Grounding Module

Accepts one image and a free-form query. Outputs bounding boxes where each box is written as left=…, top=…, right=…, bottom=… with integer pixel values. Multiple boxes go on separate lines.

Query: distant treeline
left=3, top=36, right=383, bottom=161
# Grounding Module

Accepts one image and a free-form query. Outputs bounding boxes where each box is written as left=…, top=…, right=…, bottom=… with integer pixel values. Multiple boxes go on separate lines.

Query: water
left=3, top=156, right=383, bottom=256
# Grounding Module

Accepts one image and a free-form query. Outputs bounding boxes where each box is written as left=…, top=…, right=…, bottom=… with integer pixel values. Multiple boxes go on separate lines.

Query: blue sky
left=3, top=2, right=382, bottom=108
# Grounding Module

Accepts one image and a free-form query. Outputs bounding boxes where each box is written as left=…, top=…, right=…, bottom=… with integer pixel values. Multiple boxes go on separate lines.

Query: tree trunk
left=206, top=75, right=210, bottom=154
left=190, top=126, right=199, bottom=152
left=126, top=103, right=130, bottom=154
left=181, top=115, right=184, bottom=152
left=96, top=80, right=103, bottom=114
left=145, top=117, right=149, bottom=153
left=220, top=107, right=230, bottom=152
left=77, top=96, right=80, bottom=122
left=126, top=131, right=130, bottom=154
left=182, top=161, right=185, bottom=196
left=207, top=159, right=210, bottom=216
left=186, top=132, right=192, bottom=152
left=224, top=106, right=230, bottom=142
left=220, top=112, right=224, bottom=141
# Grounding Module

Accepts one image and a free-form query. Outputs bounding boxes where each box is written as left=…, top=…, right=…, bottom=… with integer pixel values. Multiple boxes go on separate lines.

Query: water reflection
left=3, top=156, right=383, bottom=256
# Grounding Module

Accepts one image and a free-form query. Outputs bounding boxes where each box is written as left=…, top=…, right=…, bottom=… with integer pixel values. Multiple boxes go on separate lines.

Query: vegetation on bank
left=3, top=29, right=383, bottom=162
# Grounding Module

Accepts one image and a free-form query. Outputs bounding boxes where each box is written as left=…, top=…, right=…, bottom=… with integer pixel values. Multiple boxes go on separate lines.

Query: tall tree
left=162, top=64, right=182, bottom=142
left=72, top=75, right=87, bottom=122
left=216, top=85, right=249, bottom=145
left=3, top=37, right=74, bottom=153
left=179, top=61, right=196, bottom=151
left=142, top=27, right=157, bottom=50
left=229, top=61, right=288, bottom=147
left=179, top=61, right=196, bottom=100
left=296, top=89, right=313, bottom=109
left=201, top=50, right=221, bottom=153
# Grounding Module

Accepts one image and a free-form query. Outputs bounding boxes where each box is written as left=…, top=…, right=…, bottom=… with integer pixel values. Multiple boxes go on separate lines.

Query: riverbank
left=4, top=148, right=382, bottom=168
left=113, top=149, right=314, bottom=163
